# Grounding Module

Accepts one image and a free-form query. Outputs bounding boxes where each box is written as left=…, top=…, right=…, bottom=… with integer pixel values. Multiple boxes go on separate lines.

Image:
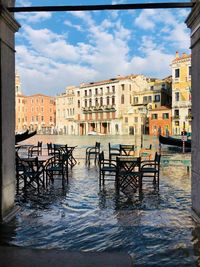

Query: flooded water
left=1, top=135, right=199, bottom=266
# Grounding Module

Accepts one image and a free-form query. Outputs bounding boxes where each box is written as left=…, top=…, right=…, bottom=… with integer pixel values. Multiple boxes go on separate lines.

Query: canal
left=1, top=134, right=198, bottom=266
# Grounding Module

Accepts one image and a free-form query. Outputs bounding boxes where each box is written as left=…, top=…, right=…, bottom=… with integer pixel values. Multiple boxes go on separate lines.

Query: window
left=121, top=94, right=124, bottom=104
left=95, top=88, right=98, bottom=95
left=107, top=96, right=110, bottom=105
left=89, top=99, right=92, bottom=107
left=85, top=99, right=87, bottom=107
left=112, top=86, right=115, bottom=93
left=175, top=68, right=180, bottom=78
left=189, top=66, right=191, bottom=76
left=77, top=91, right=80, bottom=97
left=95, top=98, right=98, bottom=106
left=125, top=117, right=128, bottom=123
left=89, top=89, right=92, bottom=96
left=151, top=114, right=158, bottom=119
left=163, top=113, right=169, bottom=119
left=78, top=100, right=80, bottom=108
left=148, top=96, right=152, bottom=102
left=84, top=90, right=87, bottom=96
left=41, top=116, right=44, bottom=121
left=112, top=96, right=115, bottom=105
left=154, top=95, right=160, bottom=102
left=143, top=96, right=148, bottom=103
left=107, top=86, right=110, bottom=93
left=175, top=92, right=179, bottom=101
left=100, top=97, right=103, bottom=106
left=121, top=84, right=125, bottom=91
left=174, top=109, right=179, bottom=119
left=134, top=97, right=138, bottom=104
left=135, top=117, right=138, bottom=123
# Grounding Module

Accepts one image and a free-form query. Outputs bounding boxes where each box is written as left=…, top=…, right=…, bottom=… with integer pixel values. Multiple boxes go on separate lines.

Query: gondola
left=159, top=134, right=191, bottom=148
left=15, top=130, right=37, bottom=144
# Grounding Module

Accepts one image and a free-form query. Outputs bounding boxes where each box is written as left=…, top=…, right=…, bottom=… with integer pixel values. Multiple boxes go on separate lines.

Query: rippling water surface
left=1, top=135, right=199, bottom=266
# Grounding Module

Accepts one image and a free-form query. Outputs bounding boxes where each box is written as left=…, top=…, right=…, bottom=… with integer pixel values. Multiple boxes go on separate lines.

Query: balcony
left=173, top=115, right=180, bottom=120
left=185, top=114, right=193, bottom=120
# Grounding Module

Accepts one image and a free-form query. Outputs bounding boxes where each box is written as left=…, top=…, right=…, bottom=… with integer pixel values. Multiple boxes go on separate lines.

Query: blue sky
left=15, top=0, right=191, bottom=96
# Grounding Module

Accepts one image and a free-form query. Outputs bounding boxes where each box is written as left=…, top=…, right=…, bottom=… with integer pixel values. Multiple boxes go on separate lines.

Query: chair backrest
left=116, top=156, right=141, bottom=173
left=95, top=142, right=101, bottom=152
left=99, top=151, right=104, bottom=163
left=120, top=145, right=135, bottom=156
left=47, top=143, right=53, bottom=155
left=155, top=152, right=161, bottom=165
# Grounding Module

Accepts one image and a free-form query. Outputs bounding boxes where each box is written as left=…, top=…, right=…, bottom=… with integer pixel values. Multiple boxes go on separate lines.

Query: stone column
left=0, top=0, right=20, bottom=222
left=186, top=2, right=200, bottom=219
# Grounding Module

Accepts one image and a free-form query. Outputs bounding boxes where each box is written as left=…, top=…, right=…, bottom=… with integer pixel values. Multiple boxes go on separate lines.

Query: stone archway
left=1, top=1, right=200, bottom=222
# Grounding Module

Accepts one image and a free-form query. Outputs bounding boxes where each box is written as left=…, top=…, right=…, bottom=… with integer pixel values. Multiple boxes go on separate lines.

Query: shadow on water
left=1, top=135, right=200, bottom=266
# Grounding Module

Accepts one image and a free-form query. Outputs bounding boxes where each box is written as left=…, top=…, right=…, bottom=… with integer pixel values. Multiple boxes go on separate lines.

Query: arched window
left=107, top=96, right=110, bottom=105
left=112, top=96, right=115, bottom=105
left=121, top=94, right=124, bottom=104
left=100, top=97, right=103, bottom=106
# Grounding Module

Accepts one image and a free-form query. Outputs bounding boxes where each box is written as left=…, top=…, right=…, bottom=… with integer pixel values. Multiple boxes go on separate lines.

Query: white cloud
left=64, top=20, right=82, bottom=31
left=134, top=10, right=157, bottom=30
left=15, top=7, right=190, bottom=96
left=16, top=12, right=52, bottom=23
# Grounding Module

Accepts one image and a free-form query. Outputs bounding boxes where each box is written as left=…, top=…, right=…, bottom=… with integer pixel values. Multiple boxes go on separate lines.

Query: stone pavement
left=0, top=246, right=133, bottom=267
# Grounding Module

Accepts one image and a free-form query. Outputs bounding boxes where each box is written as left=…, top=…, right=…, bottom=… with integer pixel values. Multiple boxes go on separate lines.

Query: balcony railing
left=173, top=115, right=180, bottom=120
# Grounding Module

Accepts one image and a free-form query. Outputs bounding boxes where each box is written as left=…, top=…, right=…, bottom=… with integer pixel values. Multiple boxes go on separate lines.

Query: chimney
left=175, top=51, right=179, bottom=59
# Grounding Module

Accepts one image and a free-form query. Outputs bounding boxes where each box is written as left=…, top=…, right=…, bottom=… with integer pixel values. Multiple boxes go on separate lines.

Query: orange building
left=25, top=94, right=56, bottom=134
left=149, top=106, right=172, bottom=136
left=15, top=74, right=56, bottom=133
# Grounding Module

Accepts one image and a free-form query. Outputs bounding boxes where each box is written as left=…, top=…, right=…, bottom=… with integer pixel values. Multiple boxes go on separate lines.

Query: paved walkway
left=0, top=246, right=133, bottom=267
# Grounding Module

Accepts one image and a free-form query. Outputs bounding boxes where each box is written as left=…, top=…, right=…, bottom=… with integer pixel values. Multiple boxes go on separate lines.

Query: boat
left=159, top=135, right=191, bottom=148
left=15, top=130, right=37, bottom=144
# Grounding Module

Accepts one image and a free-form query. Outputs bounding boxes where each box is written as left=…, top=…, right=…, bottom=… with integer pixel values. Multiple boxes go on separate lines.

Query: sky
left=15, top=0, right=191, bottom=96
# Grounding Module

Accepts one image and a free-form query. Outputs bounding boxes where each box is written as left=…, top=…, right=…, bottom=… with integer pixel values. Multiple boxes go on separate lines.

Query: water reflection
left=1, top=135, right=199, bottom=266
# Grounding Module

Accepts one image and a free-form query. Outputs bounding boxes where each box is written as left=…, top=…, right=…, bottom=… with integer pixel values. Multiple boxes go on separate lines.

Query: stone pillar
left=186, top=2, right=200, bottom=219
left=0, top=0, right=20, bottom=222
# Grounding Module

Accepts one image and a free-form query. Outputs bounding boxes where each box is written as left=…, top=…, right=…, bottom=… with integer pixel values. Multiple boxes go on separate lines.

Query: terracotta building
left=15, top=74, right=56, bottom=133
left=149, top=106, right=172, bottom=136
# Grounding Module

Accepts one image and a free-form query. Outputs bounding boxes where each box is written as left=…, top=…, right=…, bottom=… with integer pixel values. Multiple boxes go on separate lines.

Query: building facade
left=149, top=106, right=172, bottom=136
left=171, top=52, right=192, bottom=135
left=15, top=74, right=56, bottom=133
left=56, top=75, right=172, bottom=136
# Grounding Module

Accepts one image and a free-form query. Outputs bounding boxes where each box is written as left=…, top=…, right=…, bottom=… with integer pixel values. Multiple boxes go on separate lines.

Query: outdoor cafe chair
left=108, top=142, right=120, bottom=161
left=45, top=152, right=69, bottom=188
left=47, top=142, right=54, bottom=155
left=119, top=144, right=135, bottom=156
left=28, top=141, right=43, bottom=157
left=99, top=151, right=117, bottom=185
left=140, top=152, right=161, bottom=188
left=116, top=156, right=141, bottom=194
left=85, top=142, right=101, bottom=166
left=18, top=156, right=43, bottom=194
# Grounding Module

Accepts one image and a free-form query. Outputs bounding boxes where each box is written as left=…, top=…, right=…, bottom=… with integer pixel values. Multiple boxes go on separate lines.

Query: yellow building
left=171, top=52, right=191, bottom=135
left=124, top=77, right=172, bottom=136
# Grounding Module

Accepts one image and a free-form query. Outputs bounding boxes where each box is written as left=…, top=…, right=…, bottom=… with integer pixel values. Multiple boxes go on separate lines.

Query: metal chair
left=99, top=151, right=117, bottom=185
left=45, top=153, right=69, bottom=188
left=140, top=152, right=161, bottom=188
left=19, top=156, right=43, bottom=194
left=108, top=142, right=120, bottom=161
left=116, top=156, right=141, bottom=194
left=85, top=142, right=101, bottom=166
left=28, top=141, right=43, bottom=157
left=119, top=144, right=135, bottom=156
